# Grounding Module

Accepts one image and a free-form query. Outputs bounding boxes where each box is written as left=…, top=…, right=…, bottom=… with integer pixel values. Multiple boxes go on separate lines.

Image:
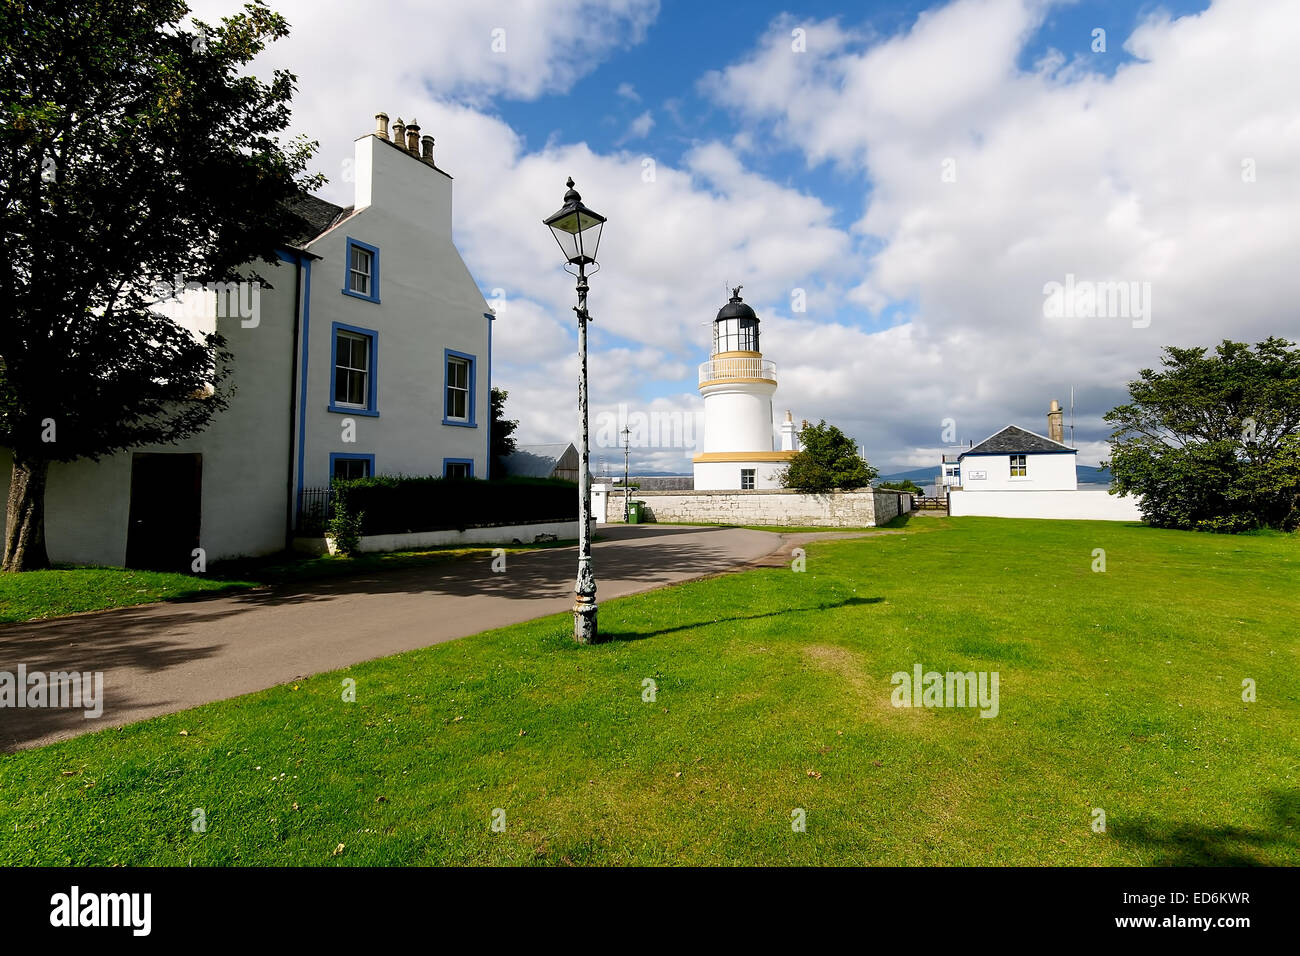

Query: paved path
left=0, top=525, right=870, bottom=752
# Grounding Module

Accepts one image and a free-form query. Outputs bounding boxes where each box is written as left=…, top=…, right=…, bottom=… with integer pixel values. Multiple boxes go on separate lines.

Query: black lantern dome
left=713, top=286, right=760, bottom=354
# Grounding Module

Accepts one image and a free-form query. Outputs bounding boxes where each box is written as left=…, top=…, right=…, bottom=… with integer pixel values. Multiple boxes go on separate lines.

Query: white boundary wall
left=315, top=519, right=591, bottom=555
left=948, top=489, right=1143, bottom=521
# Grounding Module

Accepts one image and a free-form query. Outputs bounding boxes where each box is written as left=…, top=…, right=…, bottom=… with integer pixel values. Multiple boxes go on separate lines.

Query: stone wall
left=602, top=488, right=911, bottom=527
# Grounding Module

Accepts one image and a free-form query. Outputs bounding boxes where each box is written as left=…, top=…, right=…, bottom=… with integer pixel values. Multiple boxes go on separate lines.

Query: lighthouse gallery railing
left=698, top=357, right=777, bottom=384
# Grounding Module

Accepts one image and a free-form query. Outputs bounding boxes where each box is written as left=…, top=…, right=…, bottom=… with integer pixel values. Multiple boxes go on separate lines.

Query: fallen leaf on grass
left=806, top=770, right=823, bottom=780
left=332, top=843, right=345, bottom=856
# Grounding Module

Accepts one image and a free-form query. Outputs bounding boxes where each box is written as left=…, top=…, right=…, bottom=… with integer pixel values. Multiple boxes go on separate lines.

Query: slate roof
left=500, top=443, right=578, bottom=478
left=959, top=425, right=1076, bottom=458
left=282, top=192, right=353, bottom=247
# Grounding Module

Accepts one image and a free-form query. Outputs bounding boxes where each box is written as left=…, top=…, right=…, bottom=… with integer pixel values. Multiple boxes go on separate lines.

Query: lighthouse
left=693, top=287, right=797, bottom=490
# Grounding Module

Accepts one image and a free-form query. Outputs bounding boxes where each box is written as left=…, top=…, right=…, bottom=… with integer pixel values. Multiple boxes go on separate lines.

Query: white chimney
left=779, top=410, right=798, bottom=451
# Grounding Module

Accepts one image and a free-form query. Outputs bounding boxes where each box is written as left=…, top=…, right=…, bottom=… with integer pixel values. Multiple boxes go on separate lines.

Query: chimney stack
left=421, top=135, right=434, bottom=162
left=405, top=119, right=421, bottom=155
left=1047, top=399, right=1064, bottom=443
left=779, top=410, right=798, bottom=452
left=375, top=112, right=389, bottom=139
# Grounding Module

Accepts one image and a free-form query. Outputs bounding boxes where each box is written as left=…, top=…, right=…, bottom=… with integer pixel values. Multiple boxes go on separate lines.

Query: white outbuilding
left=958, top=424, right=1078, bottom=490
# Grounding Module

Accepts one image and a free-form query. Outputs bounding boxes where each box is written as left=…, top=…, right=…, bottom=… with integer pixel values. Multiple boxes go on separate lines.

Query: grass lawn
left=0, top=540, right=582, bottom=624
left=1, top=517, right=1296, bottom=865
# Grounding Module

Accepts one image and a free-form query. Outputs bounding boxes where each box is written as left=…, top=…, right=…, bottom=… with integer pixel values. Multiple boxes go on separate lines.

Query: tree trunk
left=3, top=454, right=51, bottom=572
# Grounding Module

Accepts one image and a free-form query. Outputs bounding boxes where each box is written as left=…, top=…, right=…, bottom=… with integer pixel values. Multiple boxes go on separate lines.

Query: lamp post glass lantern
left=544, top=177, right=606, bottom=644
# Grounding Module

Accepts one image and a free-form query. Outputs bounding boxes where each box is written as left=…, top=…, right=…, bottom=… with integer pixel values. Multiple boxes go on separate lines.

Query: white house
left=948, top=406, right=1142, bottom=520
left=958, top=424, right=1078, bottom=490
left=0, top=111, right=494, bottom=568
left=692, top=288, right=796, bottom=490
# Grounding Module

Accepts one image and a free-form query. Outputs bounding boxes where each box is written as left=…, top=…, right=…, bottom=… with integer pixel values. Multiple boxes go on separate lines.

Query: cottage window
left=1010, top=454, right=1027, bottom=477
left=741, top=468, right=756, bottom=490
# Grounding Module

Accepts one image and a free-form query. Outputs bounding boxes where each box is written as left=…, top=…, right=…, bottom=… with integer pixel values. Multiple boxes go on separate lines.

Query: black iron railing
left=296, top=486, right=332, bottom=535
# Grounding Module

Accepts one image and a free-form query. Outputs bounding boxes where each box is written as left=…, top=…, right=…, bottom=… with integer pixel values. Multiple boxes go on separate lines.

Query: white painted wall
left=948, top=489, right=1143, bottom=521
left=0, top=267, right=298, bottom=565
left=325, top=518, right=593, bottom=554
left=960, top=452, right=1077, bottom=490
left=693, top=460, right=787, bottom=490
left=297, top=133, right=490, bottom=490
left=699, top=382, right=777, bottom=454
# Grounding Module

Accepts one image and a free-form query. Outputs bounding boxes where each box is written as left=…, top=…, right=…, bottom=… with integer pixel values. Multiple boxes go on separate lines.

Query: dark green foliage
left=489, top=386, right=518, bottom=479
left=0, top=0, right=320, bottom=568
left=781, top=420, right=879, bottom=492
left=331, top=475, right=578, bottom=536
left=877, top=479, right=922, bottom=494
left=1105, top=338, right=1300, bottom=532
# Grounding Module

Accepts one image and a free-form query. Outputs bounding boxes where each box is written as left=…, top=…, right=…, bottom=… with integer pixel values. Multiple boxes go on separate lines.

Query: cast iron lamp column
left=544, top=178, right=607, bottom=644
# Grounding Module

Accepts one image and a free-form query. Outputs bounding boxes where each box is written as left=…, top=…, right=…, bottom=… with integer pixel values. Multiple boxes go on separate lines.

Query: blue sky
left=198, top=0, right=1293, bottom=474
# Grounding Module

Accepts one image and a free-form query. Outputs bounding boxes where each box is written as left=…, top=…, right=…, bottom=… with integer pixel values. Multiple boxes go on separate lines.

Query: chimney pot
left=421, top=135, right=434, bottom=162
left=375, top=112, right=389, bottom=138
left=391, top=117, right=405, bottom=145
left=406, top=118, right=421, bottom=155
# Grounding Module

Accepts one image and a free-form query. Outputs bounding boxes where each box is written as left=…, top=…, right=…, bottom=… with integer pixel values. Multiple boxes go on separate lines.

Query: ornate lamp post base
left=573, top=598, right=599, bottom=644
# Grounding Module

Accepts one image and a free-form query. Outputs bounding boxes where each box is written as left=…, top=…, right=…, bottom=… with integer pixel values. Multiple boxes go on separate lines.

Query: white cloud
left=619, top=110, right=655, bottom=142
left=702, top=0, right=1300, bottom=467
left=616, top=82, right=641, bottom=102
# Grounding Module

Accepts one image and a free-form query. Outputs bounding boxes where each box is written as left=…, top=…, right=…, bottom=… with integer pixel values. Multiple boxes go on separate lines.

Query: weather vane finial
left=732, top=284, right=743, bottom=299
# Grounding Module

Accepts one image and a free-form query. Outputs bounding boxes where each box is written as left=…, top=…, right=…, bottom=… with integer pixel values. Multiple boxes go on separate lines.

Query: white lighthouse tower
left=693, top=287, right=796, bottom=490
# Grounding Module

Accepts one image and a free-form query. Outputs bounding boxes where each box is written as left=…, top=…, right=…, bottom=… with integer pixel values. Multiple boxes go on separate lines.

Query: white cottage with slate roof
left=0, top=111, right=493, bottom=568
left=958, top=425, right=1078, bottom=491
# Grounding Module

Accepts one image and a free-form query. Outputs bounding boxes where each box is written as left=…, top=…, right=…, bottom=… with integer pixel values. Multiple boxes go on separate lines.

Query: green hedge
left=331, top=475, right=579, bottom=536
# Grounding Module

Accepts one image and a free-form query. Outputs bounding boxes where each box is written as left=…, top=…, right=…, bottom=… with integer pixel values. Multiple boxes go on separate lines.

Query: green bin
left=626, top=500, right=644, bottom=524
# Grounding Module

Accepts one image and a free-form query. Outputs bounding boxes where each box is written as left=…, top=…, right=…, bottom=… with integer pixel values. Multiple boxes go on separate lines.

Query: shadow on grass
left=1110, top=789, right=1300, bottom=865
left=600, top=595, right=883, bottom=642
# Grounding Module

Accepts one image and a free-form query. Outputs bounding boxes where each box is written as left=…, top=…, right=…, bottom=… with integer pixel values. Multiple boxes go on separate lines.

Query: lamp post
left=622, top=425, right=631, bottom=522
left=544, top=177, right=606, bottom=644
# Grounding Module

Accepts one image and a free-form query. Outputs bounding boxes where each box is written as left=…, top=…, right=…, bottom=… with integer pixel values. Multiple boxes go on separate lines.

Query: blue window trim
left=341, top=237, right=380, bottom=303
left=330, top=452, right=376, bottom=479
left=442, top=457, right=475, bottom=478
left=485, top=311, right=494, bottom=475
left=442, top=348, right=477, bottom=427
left=328, top=321, right=380, bottom=417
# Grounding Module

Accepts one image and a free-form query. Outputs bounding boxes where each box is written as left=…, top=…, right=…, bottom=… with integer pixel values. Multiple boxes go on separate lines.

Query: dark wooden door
left=125, top=453, right=202, bottom=571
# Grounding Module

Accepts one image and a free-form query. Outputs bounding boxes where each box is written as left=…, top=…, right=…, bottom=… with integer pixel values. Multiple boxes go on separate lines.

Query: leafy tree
left=0, top=0, right=320, bottom=570
left=489, top=386, right=518, bottom=479
left=1104, top=338, right=1300, bottom=532
left=877, top=479, right=922, bottom=494
left=781, top=420, right=878, bottom=493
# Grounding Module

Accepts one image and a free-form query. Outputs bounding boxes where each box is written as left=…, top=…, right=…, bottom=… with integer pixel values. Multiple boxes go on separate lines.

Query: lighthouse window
left=714, top=318, right=759, bottom=353
left=740, top=469, right=756, bottom=490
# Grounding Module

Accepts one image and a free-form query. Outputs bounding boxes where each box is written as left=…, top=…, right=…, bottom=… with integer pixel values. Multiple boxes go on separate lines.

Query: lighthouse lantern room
left=693, top=287, right=797, bottom=490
